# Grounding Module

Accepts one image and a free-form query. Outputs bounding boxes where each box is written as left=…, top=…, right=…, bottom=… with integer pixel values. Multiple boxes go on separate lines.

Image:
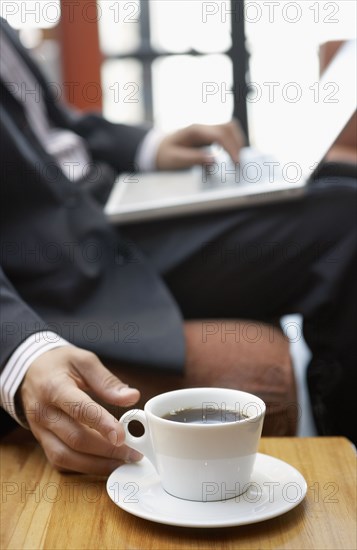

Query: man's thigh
left=123, top=176, right=357, bottom=322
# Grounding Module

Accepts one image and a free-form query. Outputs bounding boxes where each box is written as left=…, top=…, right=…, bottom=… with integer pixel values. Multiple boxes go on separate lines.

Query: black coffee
left=161, top=407, right=248, bottom=424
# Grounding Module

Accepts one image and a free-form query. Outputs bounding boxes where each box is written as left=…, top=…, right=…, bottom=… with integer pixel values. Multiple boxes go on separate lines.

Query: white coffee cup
left=119, top=387, right=265, bottom=502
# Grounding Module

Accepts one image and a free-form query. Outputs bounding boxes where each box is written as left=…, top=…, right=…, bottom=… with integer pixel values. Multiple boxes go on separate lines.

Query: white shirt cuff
left=135, top=129, right=165, bottom=172
left=0, top=331, right=70, bottom=428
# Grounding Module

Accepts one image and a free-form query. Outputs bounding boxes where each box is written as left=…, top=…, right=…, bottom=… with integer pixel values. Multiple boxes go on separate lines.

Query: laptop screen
left=277, top=39, right=356, bottom=178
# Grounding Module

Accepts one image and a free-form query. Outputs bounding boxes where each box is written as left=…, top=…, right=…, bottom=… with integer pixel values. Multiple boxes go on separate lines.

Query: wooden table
left=1, top=434, right=356, bottom=549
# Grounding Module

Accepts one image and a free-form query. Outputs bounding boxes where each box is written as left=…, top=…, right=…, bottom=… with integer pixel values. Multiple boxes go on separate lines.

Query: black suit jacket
left=0, top=18, right=184, bottom=372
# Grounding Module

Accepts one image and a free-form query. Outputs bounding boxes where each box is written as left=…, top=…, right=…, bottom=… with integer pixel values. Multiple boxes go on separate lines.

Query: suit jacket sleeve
left=44, top=86, right=150, bottom=176
left=0, top=17, right=150, bottom=176
left=0, top=264, right=49, bottom=370
left=69, top=113, right=150, bottom=174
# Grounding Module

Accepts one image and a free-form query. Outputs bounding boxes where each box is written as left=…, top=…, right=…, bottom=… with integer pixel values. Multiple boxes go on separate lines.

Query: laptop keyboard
left=205, top=147, right=282, bottom=187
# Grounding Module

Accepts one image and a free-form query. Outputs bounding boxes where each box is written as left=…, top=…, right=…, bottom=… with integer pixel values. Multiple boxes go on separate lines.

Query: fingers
left=20, top=346, right=143, bottom=475
left=226, top=119, right=246, bottom=160
left=188, top=121, right=245, bottom=163
left=69, top=349, right=140, bottom=407
left=41, top=409, right=142, bottom=462
left=157, top=120, right=246, bottom=170
left=165, top=147, right=212, bottom=170
left=39, top=428, right=133, bottom=475
left=50, top=383, right=128, bottom=447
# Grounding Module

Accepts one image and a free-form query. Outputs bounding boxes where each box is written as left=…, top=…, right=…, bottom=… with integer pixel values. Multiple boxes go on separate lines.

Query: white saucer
left=107, top=453, right=307, bottom=528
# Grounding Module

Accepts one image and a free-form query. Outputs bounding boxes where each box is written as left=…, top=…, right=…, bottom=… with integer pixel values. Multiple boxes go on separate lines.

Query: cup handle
left=119, top=409, right=157, bottom=469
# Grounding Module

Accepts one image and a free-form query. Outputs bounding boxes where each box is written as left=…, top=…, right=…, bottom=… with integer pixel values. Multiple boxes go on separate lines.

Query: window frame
left=102, top=0, right=250, bottom=138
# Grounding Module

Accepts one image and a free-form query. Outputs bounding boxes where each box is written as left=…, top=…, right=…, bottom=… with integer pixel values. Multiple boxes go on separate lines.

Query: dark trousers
left=124, top=175, right=357, bottom=443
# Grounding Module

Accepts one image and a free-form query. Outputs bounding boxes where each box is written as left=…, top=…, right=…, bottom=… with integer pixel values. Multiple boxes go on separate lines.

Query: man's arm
left=68, top=113, right=150, bottom=174
left=2, top=17, right=246, bottom=177
left=67, top=117, right=246, bottom=174
left=0, top=265, right=53, bottom=375
left=0, top=265, right=68, bottom=422
left=0, top=266, right=141, bottom=474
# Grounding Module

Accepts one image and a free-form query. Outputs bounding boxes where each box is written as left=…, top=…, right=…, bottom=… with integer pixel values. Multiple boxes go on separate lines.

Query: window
left=243, top=0, right=356, bottom=153
left=4, top=0, right=355, bottom=149
left=98, top=0, right=249, bottom=135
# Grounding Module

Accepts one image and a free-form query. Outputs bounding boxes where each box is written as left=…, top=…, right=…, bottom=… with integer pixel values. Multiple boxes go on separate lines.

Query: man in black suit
left=1, top=17, right=356, bottom=473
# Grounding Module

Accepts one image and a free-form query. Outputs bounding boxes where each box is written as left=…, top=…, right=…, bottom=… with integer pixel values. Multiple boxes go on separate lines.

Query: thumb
left=73, top=350, right=140, bottom=407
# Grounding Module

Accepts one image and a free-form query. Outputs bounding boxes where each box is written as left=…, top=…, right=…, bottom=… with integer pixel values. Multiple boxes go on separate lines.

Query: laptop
left=105, top=39, right=356, bottom=224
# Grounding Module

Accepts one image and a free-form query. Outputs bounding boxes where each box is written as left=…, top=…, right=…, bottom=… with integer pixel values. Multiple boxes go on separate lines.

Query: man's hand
left=20, top=346, right=142, bottom=475
left=156, top=120, right=246, bottom=171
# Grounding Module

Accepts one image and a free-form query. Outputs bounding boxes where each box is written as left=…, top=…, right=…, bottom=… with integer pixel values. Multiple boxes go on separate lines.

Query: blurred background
left=3, top=0, right=356, bottom=149
left=2, top=0, right=356, bottom=435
